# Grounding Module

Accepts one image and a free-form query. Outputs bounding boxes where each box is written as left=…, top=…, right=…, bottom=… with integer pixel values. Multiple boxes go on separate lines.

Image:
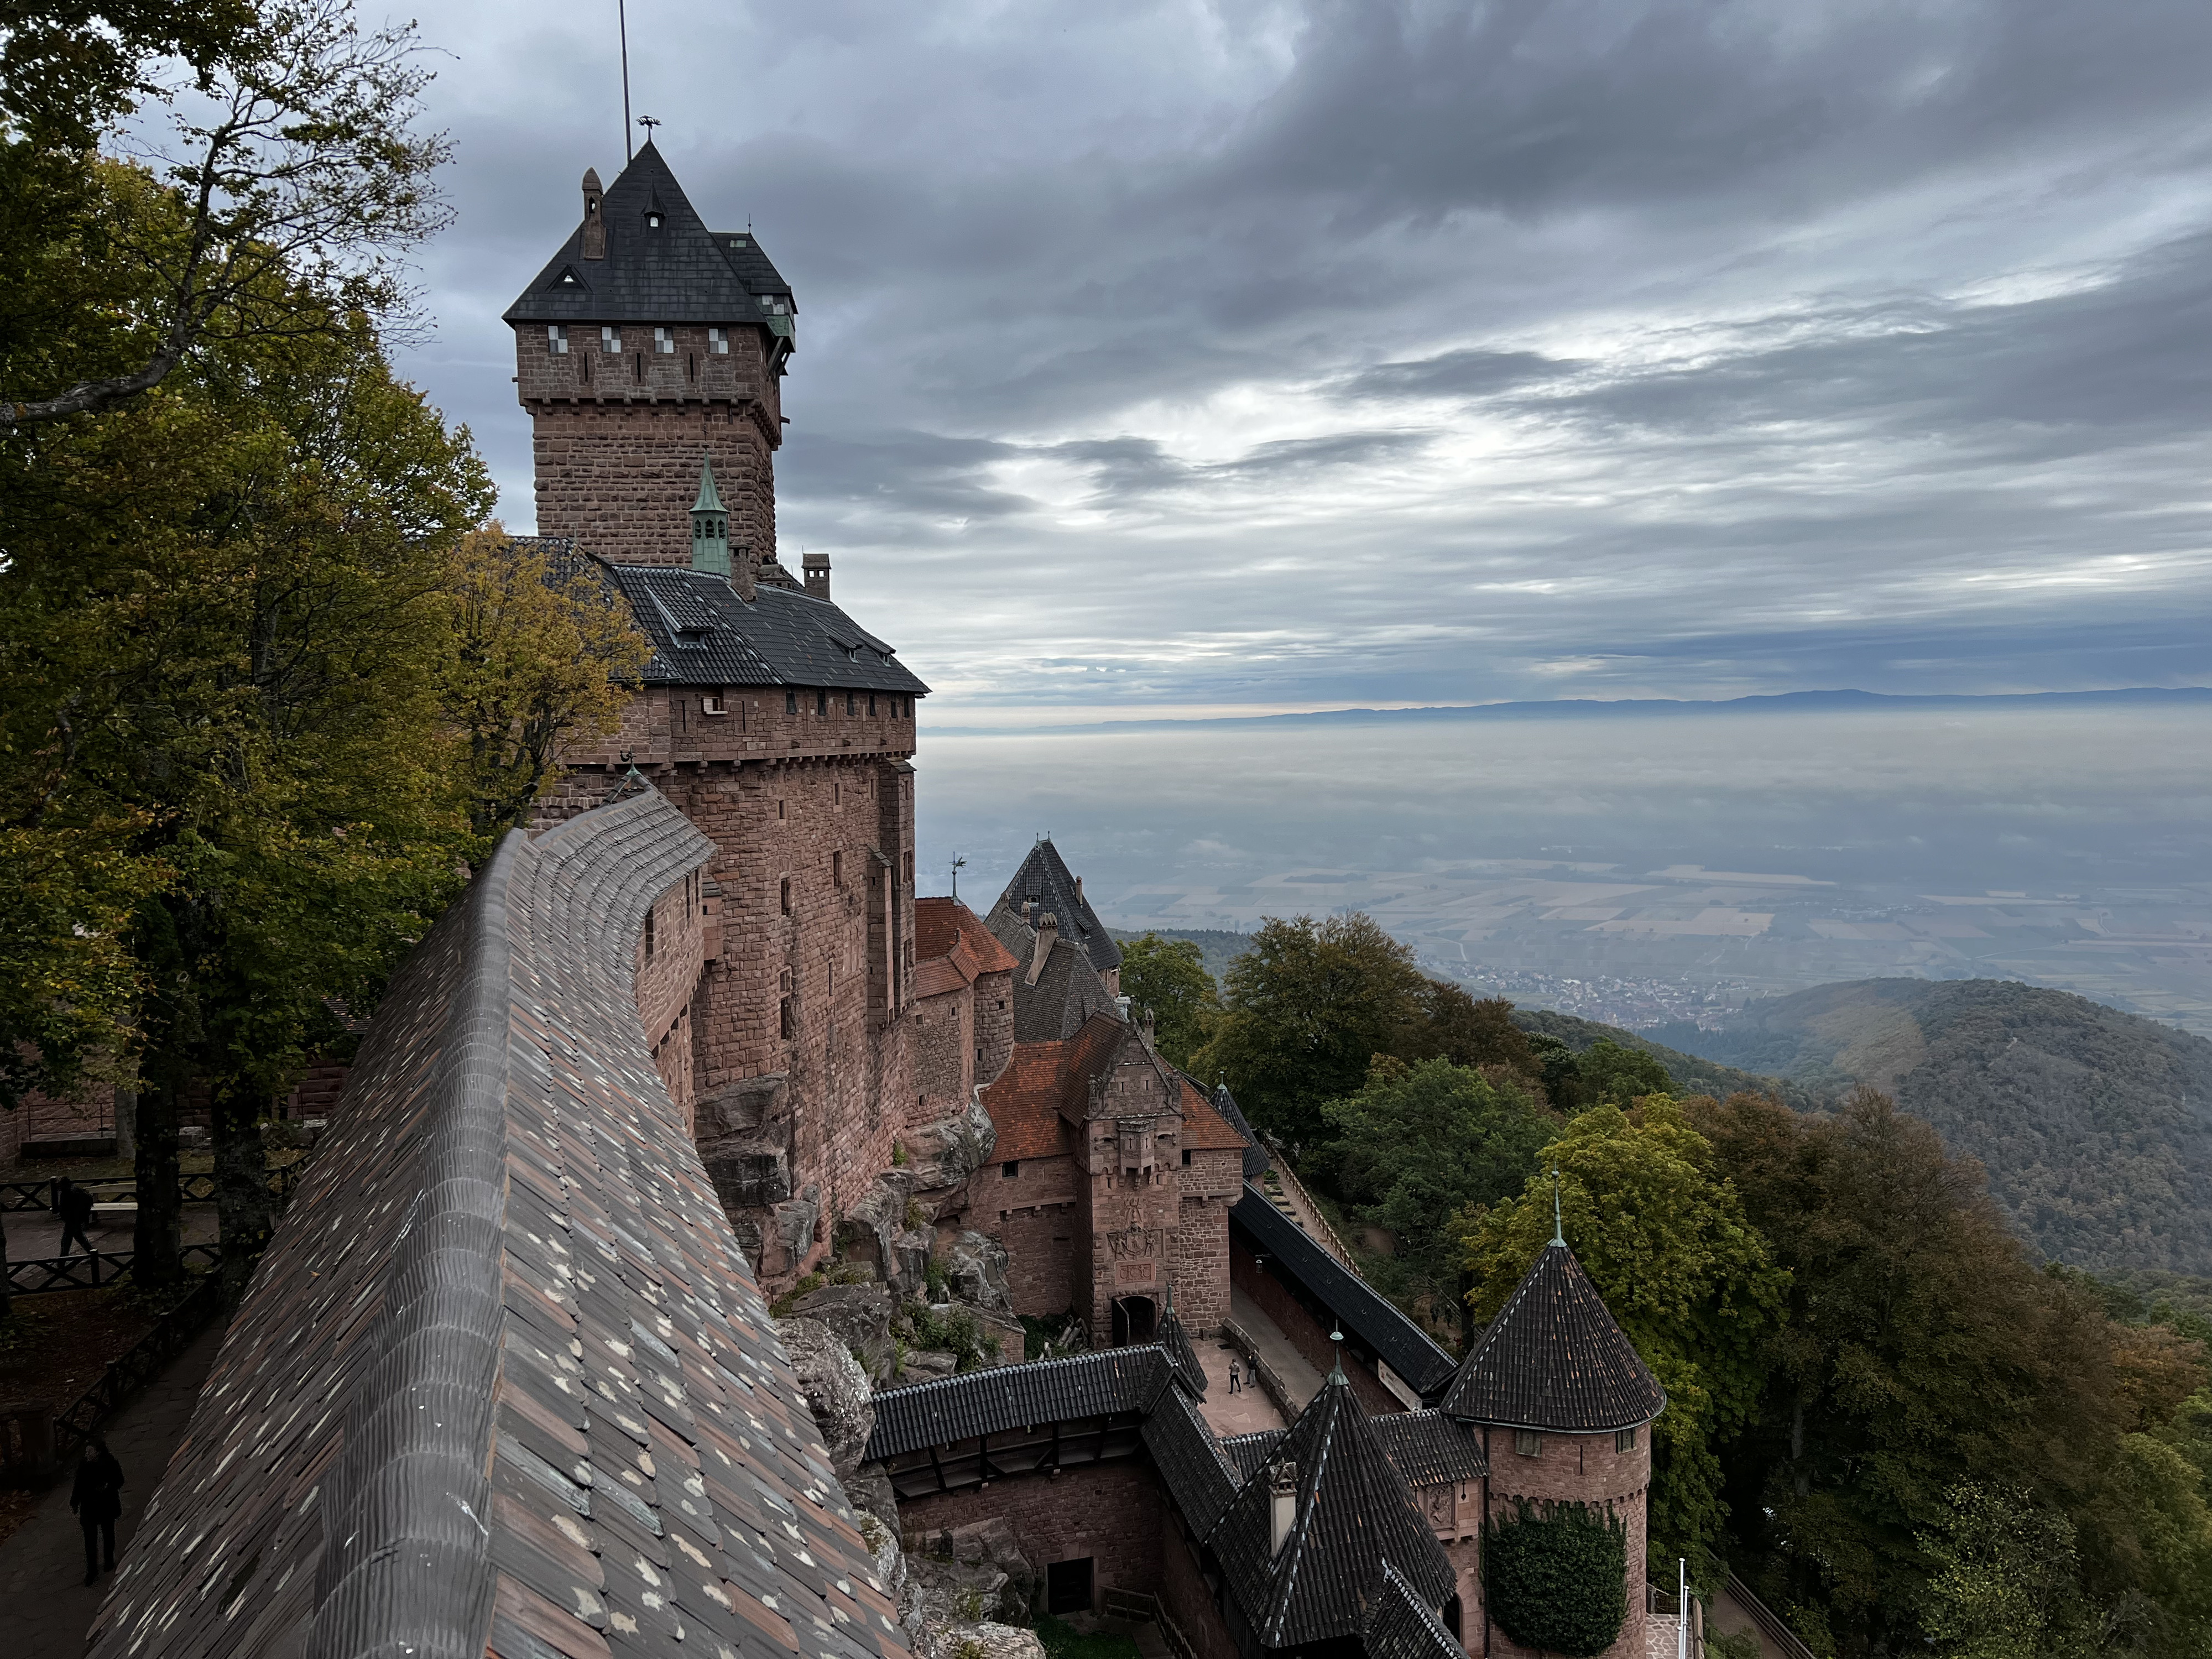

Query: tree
left=1113, top=932, right=1218, bottom=1069
left=1190, top=912, right=1426, bottom=1149
left=1690, top=1088, right=2163, bottom=1656
left=1464, top=1098, right=1788, bottom=1584
left=1400, top=978, right=1542, bottom=1086
left=1917, top=1483, right=2077, bottom=1659
left=442, top=526, right=648, bottom=837
left=1317, top=1056, right=1552, bottom=1344
left=1483, top=1498, right=1629, bottom=1658
left=1, top=0, right=452, bottom=427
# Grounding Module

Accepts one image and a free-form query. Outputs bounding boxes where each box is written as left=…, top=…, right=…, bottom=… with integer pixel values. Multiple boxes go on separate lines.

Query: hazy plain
left=914, top=704, right=2212, bottom=1034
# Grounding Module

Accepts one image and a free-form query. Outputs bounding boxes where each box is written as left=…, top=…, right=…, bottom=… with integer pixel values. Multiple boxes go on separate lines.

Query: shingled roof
left=863, top=1347, right=1175, bottom=1463
left=987, top=907, right=1119, bottom=1041
left=1361, top=1563, right=1467, bottom=1659
left=90, top=790, right=904, bottom=1659
left=1441, top=1240, right=1668, bottom=1433
left=596, top=559, right=930, bottom=694
left=913, top=898, right=1020, bottom=1000
left=1205, top=1078, right=1271, bottom=1179
left=1205, top=1364, right=1455, bottom=1648
left=1211, top=1411, right=1487, bottom=1491
left=505, top=141, right=792, bottom=331
left=1230, top=1186, right=1458, bottom=1400
left=987, top=840, right=1120, bottom=977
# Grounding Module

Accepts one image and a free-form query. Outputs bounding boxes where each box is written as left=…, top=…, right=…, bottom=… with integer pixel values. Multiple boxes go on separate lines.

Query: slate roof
left=1156, top=1301, right=1209, bottom=1398
left=1204, top=1370, right=1455, bottom=1648
left=600, top=561, right=930, bottom=695
left=1141, top=1384, right=1241, bottom=1537
left=1361, top=1563, right=1467, bottom=1659
left=1213, top=1412, right=1488, bottom=1491
left=987, top=841, right=1120, bottom=977
left=987, top=909, right=1120, bottom=1042
left=863, top=1347, right=1173, bottom=1463
left=90, top=789, right=905, bottom=1659
left=1230, top=1186, right=1458, bottom=1400
left=912, top=899, right=1019, bottom=1001
left=1441, top=1240, right=1668, bottom=1433
left=505, top=142, right=794, bottom=331
left=1202, top=1078, right=1270, bottom=1178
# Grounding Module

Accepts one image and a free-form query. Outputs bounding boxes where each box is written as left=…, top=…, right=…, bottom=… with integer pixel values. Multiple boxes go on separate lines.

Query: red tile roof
left=978, top=1017, right=1249, bottom=1162
left=914, top=896, right=1020, bottom=1002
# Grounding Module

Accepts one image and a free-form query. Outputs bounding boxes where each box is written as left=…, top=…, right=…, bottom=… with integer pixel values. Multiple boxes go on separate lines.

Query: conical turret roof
left=1442, top=1240, right=1666, bottom=1433
left=1207, top=1363, right=1454, bottom=1647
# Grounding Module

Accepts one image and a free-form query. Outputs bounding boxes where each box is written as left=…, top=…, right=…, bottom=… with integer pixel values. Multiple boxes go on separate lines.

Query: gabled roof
left=1177, top=1076, right=1253, bottom=1153
left=1210, top=1411, right=1488, bottom=1491
left=914, top=898, right=1020, bottom=1000
left=505, top=142, right=790, bottom=327
left=1230, top=1186, right=1458, bottom=1400
left=1156, top=1300, right=1208, bottom=1398
left=1142, top=1384, right=1241, bottom=1538
left=572, top=555, right=927, bottom=693
left=1361, top=1562, right=1467, bottom=1659
left=1206, top=1368, right=1455, bottom=1648
left=977, top=1041, right=1078, bottom=1161
left=863, top=1347, right=1172, bottom=1462
left=988, top=907, right=1120, bottom=1041
left=1441, top=1240, right=1667, bottom=1433
left=987, top=840, right=1120, bottom=976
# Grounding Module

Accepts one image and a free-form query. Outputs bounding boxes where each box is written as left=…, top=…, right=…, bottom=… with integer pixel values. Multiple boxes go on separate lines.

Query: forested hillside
left=1654, top=979, right=2212, bottom=1275
left=1509, top=1006, right=1824, bottom=1112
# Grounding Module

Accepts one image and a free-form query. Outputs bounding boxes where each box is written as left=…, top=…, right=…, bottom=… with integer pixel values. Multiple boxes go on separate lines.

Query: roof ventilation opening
left=1269, top=1461, right=1299, bottom=1557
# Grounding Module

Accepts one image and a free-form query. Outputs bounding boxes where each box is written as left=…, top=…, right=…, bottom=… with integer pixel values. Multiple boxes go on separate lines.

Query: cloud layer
left=398, top=0, right=2212, bottom=714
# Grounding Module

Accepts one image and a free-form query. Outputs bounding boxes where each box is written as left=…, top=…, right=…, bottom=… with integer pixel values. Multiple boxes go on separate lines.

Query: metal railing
left=1101, top=1588, right=1199, bottom=1659
left=7, top=1243, right=221, bottom=1293
left=52, top=1275, right=225, bottom=1463
left=3, top=1166, right=306, bottom=1212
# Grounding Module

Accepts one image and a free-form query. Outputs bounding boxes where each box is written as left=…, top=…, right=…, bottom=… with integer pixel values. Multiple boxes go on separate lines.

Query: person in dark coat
left=69, top=1436, right=124, bottom=1583
left=55, top=1178, right=97, bottom=1258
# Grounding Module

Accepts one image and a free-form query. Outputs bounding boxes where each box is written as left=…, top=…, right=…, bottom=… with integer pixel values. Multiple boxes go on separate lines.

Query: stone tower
left=503, top=141, right=796, bottom=566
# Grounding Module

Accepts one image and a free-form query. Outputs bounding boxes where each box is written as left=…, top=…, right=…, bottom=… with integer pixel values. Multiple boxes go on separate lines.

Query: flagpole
left=619, top=0, right=634, bottom=161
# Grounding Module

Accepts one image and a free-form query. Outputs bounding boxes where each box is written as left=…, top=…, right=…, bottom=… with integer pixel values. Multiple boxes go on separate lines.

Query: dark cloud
left=395, top=0, right=2212, bottom=715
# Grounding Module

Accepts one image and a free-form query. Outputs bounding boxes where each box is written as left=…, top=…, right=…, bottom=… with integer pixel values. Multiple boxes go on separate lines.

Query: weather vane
left=950, top=854, right=967, bottom=902
left=638, top=115, right=661, bottom=135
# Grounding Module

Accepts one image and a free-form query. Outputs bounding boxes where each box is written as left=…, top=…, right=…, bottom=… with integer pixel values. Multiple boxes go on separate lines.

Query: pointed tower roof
left=1206, top=1360, right=1454, bottom=1647
left=504, top=141, right=779, bottom=325
left=987, top=839, right=1121, bottom=976
left=1441, top=1240, right=1667, bottom=1433
left=692, top=452, right=726, bottom=514
left=1156, top=1286, right=1207, bottom=1398
left=1209, top=1078, right=1271, bottom=1180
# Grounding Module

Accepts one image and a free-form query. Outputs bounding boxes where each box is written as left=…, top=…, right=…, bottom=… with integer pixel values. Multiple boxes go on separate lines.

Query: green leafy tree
left=1691, top=1088, right=2153, bottom=1655
left=1580, top=1036, right=1674, bottom=1106
left=1400, top=979, right=1541, bottom=1082
left=1483, top=1498, right=1629, bottom=1657
left=1917, top=1483, right=2077, bottom=1659
left=1116, top=932, right=1218, bottom=1068
left=1464, top=1098, right=1788, bottom=1584
left=1318, top=1056, right=1552, bottom=1345
left=1190, top=912, right=1426, bottom=1149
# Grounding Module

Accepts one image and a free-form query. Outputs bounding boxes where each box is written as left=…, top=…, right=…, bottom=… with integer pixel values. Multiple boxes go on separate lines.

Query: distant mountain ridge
left=1504, top=1008, right=1826, bottom=1114
left=1655, top=979, right=2212, bottom=1276
left=933, top=686, right=2211, bottom=735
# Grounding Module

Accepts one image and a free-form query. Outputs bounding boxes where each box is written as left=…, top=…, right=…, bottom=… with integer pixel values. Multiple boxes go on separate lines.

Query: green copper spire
left=691, top=452, right=731, bottom=577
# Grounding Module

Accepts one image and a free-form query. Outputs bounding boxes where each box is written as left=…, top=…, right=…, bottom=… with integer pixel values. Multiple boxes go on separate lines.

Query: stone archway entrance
left=1110, top=1295, right=1156, bottom=1346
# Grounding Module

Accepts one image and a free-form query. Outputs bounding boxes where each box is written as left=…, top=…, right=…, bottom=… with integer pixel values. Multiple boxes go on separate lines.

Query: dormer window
left=547, top=325, right=568, bottom=354
left=708, top=327, right=729, bottom=355
left=601, top=326, right=621, bottom=353
left=645, top=210, right=664, bottom=229
left=654, top=326, right=675, bottom=354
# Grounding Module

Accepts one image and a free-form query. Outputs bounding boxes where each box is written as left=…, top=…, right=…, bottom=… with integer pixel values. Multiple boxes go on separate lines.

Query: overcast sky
left=397, top=0, right=2212, bottom=718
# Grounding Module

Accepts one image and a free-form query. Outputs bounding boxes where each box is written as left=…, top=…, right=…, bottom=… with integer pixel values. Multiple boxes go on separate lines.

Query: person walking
left=1227, top=1359, right=1241, bottom=1394
left=55, top=1177, right=97, bottom=1258
left=70, top=1436, right=125, bottom=1584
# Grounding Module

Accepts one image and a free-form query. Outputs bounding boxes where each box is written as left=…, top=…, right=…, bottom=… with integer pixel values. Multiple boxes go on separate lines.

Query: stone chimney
left=1269, top=1461, right=1299, bottom=1557
left=733, top=542, right=757, bottom=602
left=581, top=168, right=606, bottom=259
left=802, top=551, right=830, bottom=599
left=1115, top=994, right=1132, bottom=1022
left=1029, top=912, right=1058, bottom=986
left=1139, top=1006, right=1156, bottom=1051
left=1074, top=874, right=1083, bottom=902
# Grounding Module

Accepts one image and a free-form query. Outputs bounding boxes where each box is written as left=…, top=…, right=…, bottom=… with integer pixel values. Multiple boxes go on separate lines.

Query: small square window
left=601, top=326, right=620, bottom=353
left=785, top=691, right=798, bottom=714
left=708, top=326, right=729, bottom=354
left=547, top=325, right=568, bottom=354
left=1514, top=1430, right=1542, bottom=1458
left=1616, top=1426, right=1639, bottom=1453
left=1181, top=1149, right=1192, bottom=1166
left=1002, top=1161, right=1019, bottom=1179
left=654, top=326, right=675, bottom=354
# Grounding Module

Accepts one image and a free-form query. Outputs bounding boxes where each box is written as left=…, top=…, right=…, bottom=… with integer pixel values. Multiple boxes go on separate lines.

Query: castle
left=503, top=143, right=1671, bottom=1659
